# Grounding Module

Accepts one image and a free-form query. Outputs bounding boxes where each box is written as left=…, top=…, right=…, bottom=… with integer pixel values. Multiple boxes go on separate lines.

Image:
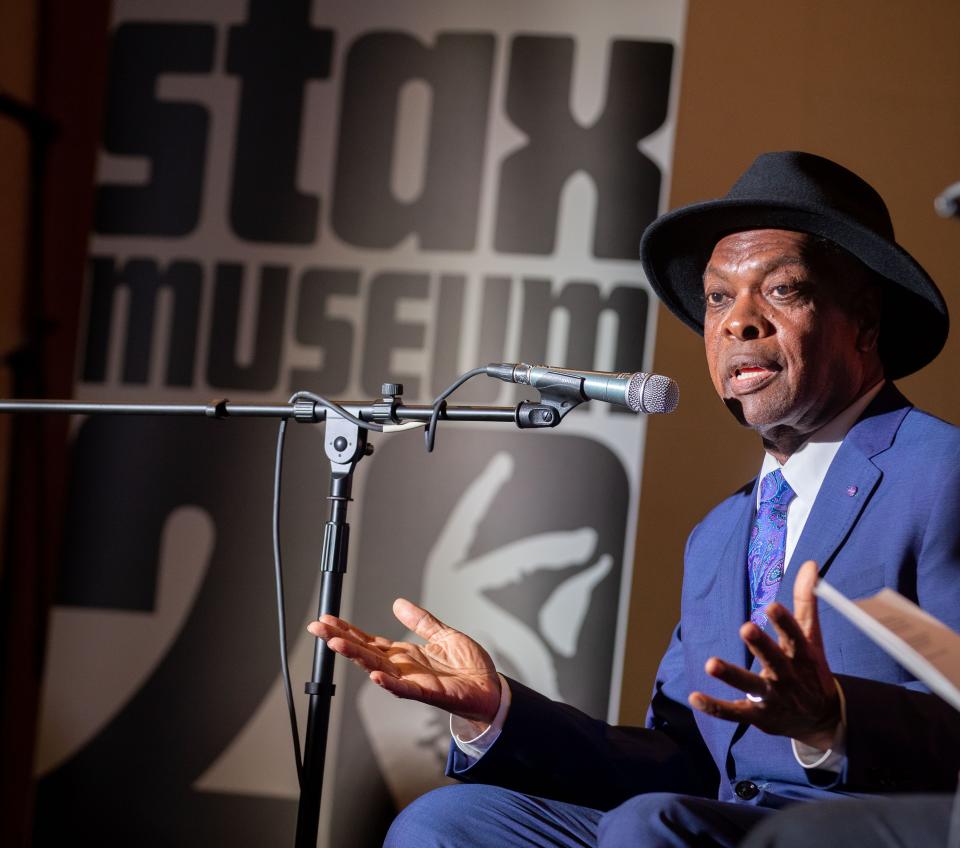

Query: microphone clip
left=515, top=386, right=584, bottom=429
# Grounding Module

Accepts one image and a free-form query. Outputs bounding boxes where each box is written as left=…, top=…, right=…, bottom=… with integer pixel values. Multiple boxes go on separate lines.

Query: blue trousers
left=384, top=784, right=778, bottom=847
left=740, top=795, right=959, bottom=848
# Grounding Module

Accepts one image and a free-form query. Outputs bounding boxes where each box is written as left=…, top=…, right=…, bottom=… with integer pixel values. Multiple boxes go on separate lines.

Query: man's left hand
left=689, top=560, right=841, bottom=749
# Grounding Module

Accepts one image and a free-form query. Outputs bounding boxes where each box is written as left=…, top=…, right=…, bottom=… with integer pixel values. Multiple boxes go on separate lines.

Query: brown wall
left=623, top=0, right=960, bottom=723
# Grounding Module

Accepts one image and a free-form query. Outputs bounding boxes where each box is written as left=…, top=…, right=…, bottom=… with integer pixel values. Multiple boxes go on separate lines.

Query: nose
left=722, top=292, right=772, bottom=341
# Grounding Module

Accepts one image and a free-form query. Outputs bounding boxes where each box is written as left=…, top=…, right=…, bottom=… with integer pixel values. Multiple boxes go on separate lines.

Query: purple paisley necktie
left=747, top=469, right=796, bottom=628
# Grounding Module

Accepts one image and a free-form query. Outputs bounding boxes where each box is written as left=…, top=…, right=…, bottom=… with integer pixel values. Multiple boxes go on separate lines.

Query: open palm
left=307, top=597, right=501, bottom=724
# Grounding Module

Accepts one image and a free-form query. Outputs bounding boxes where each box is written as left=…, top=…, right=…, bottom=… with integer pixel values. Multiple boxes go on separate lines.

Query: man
left=308, top=152, right=960, bottom=846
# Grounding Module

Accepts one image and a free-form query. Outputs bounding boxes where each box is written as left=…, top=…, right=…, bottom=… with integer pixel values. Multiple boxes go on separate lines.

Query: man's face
left=703, top=229, right=878, bottom=437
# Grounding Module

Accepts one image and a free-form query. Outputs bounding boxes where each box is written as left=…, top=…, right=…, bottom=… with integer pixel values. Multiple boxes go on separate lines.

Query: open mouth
left=729, top=363, right=781, bottom=392
left=734, top=365, right=774, bottom=380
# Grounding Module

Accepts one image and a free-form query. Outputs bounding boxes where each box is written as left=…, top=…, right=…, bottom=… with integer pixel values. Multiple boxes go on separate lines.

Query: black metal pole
left=295, top=469, right=354, bottom=847
left=294, top=410, right=371, bottom=848
left=0, top=398, right=518, bottom=423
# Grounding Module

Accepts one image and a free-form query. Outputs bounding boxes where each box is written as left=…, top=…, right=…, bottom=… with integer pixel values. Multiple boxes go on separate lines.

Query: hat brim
left=640, top=199, right=949, bottom=379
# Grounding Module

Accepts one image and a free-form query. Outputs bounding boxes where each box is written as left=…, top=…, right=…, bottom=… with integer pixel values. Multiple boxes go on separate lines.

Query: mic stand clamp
left=516, top=389, right=585, bottom=429
left=371, top=382, right=404, bottom=424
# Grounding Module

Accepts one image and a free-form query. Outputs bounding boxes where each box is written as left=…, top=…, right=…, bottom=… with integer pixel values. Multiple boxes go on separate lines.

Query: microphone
left=935, top=182, right=960, bottom=219
left=485, top=363, right=679, bottom=414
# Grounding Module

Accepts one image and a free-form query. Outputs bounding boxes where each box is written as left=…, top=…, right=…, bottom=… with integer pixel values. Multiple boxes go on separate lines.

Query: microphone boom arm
left=0, top=375, right=632, bottom=848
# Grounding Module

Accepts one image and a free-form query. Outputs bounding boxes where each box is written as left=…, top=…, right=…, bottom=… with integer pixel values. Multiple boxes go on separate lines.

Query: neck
left=760, top=429, right=807, bottom=464
left=759, top=375, right=885, bottom=464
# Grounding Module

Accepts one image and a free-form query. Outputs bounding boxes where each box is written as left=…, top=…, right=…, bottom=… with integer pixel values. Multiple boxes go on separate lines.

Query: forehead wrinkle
left=704, top=254, right=809, bottom=285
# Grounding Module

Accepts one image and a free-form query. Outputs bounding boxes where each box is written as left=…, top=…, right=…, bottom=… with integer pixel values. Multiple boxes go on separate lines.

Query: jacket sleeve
left=445, top=625, right=719, bottom=810
left=836, top=445, right=960, bottom=793
left=837, top=676, right=960, bottom=792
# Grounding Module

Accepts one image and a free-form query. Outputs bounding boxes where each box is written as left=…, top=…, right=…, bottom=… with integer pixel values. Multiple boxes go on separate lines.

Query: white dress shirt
left=452, top=381, right=885, bottom=776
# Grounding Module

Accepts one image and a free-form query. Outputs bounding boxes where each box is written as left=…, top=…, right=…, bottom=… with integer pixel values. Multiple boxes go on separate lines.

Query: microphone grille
left=627, top=372, right=679, bottom=414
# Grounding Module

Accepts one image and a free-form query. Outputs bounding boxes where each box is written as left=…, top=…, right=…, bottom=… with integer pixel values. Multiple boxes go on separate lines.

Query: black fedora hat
left=639, top=151, right=949, bottom=379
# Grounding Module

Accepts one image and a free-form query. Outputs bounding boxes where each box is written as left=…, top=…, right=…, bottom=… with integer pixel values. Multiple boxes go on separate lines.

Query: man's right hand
left=307, top=598, right=502, bottom=727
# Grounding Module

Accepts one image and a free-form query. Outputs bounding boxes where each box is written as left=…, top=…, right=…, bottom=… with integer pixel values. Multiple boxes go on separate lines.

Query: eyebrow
left=704, top=255, right=808, bottom=282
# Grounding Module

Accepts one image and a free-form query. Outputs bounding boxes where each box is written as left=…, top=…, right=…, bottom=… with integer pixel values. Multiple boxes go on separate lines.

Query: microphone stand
left=0, top=382, right=583, bottom=848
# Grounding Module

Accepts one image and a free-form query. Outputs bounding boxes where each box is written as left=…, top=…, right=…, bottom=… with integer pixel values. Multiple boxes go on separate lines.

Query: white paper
left=815, top=581, right=960, bottom=712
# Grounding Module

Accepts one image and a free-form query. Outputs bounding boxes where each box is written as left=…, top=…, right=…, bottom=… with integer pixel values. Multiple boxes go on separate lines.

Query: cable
left=273, top=413, right=303, bottom=786
left=272, top=376, right=485, bottom=778
left=424, top=366, right=487, bottom=452
left=271, top=387, right=399, bottom=784
left=290, top=390, right=385, bottom=432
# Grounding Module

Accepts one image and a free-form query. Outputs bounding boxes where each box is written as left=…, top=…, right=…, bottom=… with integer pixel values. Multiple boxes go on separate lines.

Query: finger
left=307, top=620, right=347, bottom=641
left=370, top=670, right=424, bottom=700
left=317, top=614, right=375, bottom=642
left=792, top=560, right=821, bottom=639
left=315, top=614, right=395, bottom=649
left=766, top=602, right=810, bottom=659
left=740, top=622, right=791, bottom=678
left=688, top=691, right=760, bottom=723
left=704, top=657, right=767, bottom=696
left=393, top=598, right=449, bottom=641
left=325, top=636, right=398, bottom=677
left=307, top=619, right=373, bottom=650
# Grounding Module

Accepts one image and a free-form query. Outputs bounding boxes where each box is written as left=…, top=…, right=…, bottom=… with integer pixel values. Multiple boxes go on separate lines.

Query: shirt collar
left=758, top=381, right=885, bottom=505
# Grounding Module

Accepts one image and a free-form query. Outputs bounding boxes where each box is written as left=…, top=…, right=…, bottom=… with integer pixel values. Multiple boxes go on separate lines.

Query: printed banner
left=34, top=1, right=686, bottom=844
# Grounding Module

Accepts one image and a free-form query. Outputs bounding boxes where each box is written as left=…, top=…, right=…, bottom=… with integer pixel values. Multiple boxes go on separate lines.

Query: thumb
left=793, top=560, right=822, bottom=642
left=392, top=598, right=449, bottom=641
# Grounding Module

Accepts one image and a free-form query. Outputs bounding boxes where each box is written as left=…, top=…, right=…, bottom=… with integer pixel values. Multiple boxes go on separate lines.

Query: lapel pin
left=846, top=485, right=858, bottom=497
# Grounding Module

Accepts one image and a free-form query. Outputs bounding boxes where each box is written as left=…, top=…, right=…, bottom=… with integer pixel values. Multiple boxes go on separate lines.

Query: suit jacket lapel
left=708, top=484, right=756, bottom=761
left=777, top=448, right=880, bottom=603
left=718, top=487, right=755, bottom=667
left=776, top=383, right=911, bottom=608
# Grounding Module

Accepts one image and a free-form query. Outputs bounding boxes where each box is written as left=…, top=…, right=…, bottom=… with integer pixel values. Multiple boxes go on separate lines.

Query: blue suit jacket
left=448, top=384, right=960, bottom=810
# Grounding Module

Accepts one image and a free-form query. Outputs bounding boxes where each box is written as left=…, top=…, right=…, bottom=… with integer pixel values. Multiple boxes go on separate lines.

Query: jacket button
left=735, top=780, right=759, bottom=800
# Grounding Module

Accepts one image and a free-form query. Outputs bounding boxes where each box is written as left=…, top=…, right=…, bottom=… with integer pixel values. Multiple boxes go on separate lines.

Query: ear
left=856, top=316, right=880, bottom=352
left=855, top=286, right=883, bottom=353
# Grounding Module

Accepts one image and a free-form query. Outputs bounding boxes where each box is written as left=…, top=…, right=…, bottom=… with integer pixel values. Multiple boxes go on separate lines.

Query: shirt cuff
left=792, top=677, right=847, bottom=773
left=450, top=674, right=512, bottom=761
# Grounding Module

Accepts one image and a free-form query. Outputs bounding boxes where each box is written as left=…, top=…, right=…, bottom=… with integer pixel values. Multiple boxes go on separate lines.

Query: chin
left=730, top=395, right=799, bottom=431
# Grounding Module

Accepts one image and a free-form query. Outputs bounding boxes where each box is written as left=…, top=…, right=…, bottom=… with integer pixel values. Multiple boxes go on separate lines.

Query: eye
left=770, top=283, right=795, bottom=297
left=705, top=290, right=727, bottom=306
